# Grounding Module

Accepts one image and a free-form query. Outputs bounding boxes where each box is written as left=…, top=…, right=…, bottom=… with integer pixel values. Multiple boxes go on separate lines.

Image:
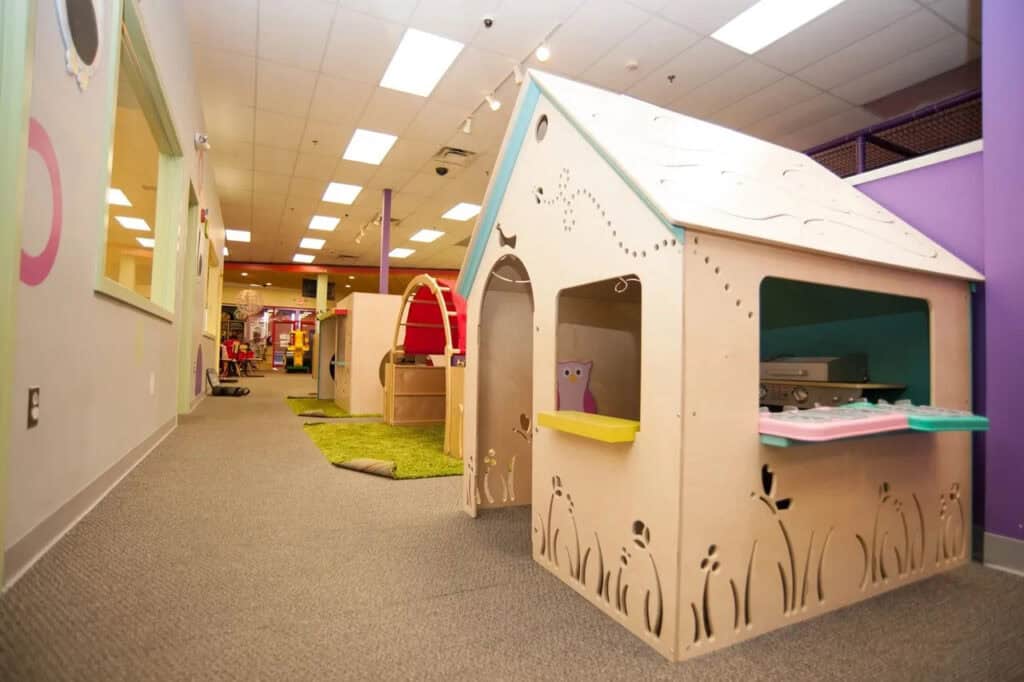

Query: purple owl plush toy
left=557, top=361, right=597, bottom=413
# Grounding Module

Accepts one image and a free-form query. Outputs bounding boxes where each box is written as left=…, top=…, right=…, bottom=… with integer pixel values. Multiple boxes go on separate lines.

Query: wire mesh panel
left=809, top=95, right=981, bottom=178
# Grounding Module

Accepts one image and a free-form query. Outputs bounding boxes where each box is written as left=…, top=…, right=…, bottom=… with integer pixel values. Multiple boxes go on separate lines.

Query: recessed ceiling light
left=293, top=253, right=316, bottom=264
left=535, top=44, right=551, bottom=62
left=322, top=182, right=362, bottom=205
left=343, top=129, right=398, bottom=165
left=136, top=237, right=155, bottom=248
left=225, top=229, right=251, bottom=242
left=379, top=28, right=464, bottom=97
left=348, top=275, right=355, bottom=280
left=410, top=228, right=445, bottom=243
left=389, top=247, right=415, bottom=259
left=299, top=237, right=326, bottom=250
left=485, top=94, right=501, bottom=111
left=115, top=216, right=151, bottom=231
left=249, top=283, right=260, bottom=287
left=345, top=284, right=352, bottom=288
left=107, top=188, right=132, bottom=207
left=223, top=247, right=229, bottom=256
left=442, top=203, right=481, bottom=221
left=265, top=282, right=272, bottom=286
left=309, top=215, right=340, bottom=231
left=241, top=272, right=248, bottom=277
left=711, top=0, right=848, bottom=55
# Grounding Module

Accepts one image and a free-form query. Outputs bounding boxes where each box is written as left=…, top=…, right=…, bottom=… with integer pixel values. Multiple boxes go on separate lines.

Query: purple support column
left=379, top=188, right=391, bottom=294
left=983, top=0, right=1024, bottom=543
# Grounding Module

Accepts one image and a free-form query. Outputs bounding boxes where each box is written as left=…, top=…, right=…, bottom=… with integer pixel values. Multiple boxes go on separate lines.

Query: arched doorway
left=475, top=255, right=534, bottom=509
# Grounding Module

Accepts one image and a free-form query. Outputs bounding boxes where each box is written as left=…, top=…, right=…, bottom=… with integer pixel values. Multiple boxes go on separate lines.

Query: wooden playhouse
left=454, top=71, right=985, bottom=661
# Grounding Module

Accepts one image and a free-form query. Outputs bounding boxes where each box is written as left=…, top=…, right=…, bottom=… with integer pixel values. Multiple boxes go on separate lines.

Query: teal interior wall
left=760, top=278, right=931, bottom=405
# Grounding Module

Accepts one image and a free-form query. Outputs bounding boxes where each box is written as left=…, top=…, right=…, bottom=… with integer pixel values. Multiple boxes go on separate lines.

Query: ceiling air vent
left=432, top=146, right=476, bottom=168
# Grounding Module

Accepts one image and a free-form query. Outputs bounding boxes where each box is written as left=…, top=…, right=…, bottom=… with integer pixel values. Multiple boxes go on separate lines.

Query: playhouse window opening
left=555, top=275, right=642, bottom=421
left=759, top=277, right=931, bottom=411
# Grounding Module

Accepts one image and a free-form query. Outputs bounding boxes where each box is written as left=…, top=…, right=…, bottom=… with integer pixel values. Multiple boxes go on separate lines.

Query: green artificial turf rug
left=285, top=397, right=380, bottom=418
left=303, top=422, right=462, bottom=479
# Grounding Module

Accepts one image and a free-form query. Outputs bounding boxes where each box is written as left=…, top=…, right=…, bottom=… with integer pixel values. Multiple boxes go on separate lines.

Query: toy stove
left=759, top=354, right=904, bottom=408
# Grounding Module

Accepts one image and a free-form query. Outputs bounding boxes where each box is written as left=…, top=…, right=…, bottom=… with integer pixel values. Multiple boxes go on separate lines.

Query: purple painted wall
left=858, top=152, right=984, bottom=273
left=982, top=0, right=1024, bottom=542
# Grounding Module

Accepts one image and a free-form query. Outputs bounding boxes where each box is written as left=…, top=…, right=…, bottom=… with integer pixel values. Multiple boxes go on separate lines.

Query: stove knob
left=759, top=384, right=768, bottom=400
left=792, top=386, right=809, bottom=403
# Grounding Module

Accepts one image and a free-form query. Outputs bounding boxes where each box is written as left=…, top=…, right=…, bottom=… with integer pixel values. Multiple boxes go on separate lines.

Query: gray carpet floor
left=1, top=372, right=1023, bottom=681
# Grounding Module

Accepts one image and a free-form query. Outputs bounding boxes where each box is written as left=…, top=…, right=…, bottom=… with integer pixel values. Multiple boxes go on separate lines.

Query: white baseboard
left=3, top=416, right=177, bottom=589
left=984, top=531, right=1024, bottom=577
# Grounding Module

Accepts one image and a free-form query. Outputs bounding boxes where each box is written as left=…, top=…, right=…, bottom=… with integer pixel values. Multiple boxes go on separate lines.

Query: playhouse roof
left=528, top=71, right=982, bottom=282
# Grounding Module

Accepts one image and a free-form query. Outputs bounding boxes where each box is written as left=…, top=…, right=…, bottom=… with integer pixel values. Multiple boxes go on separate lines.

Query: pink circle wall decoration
left=21, top=118, right=63, bottom=286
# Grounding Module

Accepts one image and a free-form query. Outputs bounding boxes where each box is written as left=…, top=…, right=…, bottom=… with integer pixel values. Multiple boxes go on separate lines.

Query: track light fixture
left=485, top=94, right=501, bottom=111
left=462, top=117, right=473, bottom=134
left=535, top=44, right=551, bottom=62
left=513, top=63, right=524, bottom=85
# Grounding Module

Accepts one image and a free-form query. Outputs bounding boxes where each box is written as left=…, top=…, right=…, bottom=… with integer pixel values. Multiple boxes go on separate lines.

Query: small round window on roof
left=66, top=0, right=100, bottom=65
left=536, top=114, right=549, bottom=141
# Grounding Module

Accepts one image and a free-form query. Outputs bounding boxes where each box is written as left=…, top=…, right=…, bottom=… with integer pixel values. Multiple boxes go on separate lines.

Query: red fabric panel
left=402, top=279, right=467, bottom=355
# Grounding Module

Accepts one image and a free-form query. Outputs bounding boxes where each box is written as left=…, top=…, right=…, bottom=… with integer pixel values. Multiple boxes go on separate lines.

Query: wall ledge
left=983, top=531, right=1024, bottom=576
left=847, top=139, right=984, bottom=186
left=3, top=416, right=177, bottom=589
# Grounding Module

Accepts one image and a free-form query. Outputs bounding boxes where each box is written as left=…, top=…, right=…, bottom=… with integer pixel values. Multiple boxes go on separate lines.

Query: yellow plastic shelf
left=537, top=410, right=640, bottom=444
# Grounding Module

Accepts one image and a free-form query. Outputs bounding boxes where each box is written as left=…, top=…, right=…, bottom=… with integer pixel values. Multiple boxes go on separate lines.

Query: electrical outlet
left=27, top=387, right=40, bottom=428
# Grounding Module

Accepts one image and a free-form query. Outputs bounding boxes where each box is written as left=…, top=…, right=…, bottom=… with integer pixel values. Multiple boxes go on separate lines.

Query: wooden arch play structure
left=384, top=274, right=467, bottom=458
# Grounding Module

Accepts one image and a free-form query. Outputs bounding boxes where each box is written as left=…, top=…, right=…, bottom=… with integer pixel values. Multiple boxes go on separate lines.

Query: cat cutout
left=557, top=361, right=597, bottom=413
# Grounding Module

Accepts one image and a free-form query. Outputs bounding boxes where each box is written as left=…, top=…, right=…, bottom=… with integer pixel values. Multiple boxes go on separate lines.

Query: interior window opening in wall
left=98, top=4, right=182, bottom=315
left=555, top=274, right=642, bottom=422
left=758, top=277, right=931, bottom=412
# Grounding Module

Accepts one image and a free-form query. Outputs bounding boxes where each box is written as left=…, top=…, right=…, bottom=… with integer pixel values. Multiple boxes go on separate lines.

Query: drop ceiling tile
left=194, top=47, right=256, bottom=108
left=401, top=172, right=447, bottom=197
left=403, top=99, right=467, bottom=142
left=625, top=0, right=669, bottom=11
left=356, top=88, right=426, bottom=136
left=258, top=0, right=336, bottom=71
left=928, top=0, right=982, bottom=41
left=300, top=120, right=356, bottom=157
left=429, top=46, right=516, bottom=110
left=755, top=0, right=919, bottom=73
left=831, top=32, right=975, bottom=105
left=293, top=153, right=339, bottom=180
left=210, top=140, right=254, bottom=171
left=255, top=61, right=317, bottom=117
left=332, top=159, right=379, bottom=185
left=215, top=167, right=254, bottom=192
left=385, top=139, right=441, bottom=171
left=670, top=58, right=783, bottom=118
left=389, top=192, right=429, bottom=220
left=743, top=91, right=849, bottom=140
left=184, top=0, right=258, bottom=54
left=797, top=9, right=953, bottom=92
left=340, top=0, right=418, bottom=24
left=220, top=202, right=251, bottom=226
left=253, top=172, right=292, bottom=195
left=322, top=9, right=405, bottom=85
left=712, top=77, right=820, bottom=131
left=657, top=0, right=758, bottom=34
left=308, top=75, right=375, bottom=124
left=253, top=145, right=297, bottom=174
left=530, top=0, right=650, bottom=76
left=204, top=104, right=255, bottom=144
left=775, top=106, right=881, bottom=151
left=410, top=0, right=502, bottom=43
left=216, top=184, right=252, bottom=206
left=288, top=177, right=325, bottom=199
left=627, top=38, right=746, bottom=106
left=368, top=167, right=416, bottom=191
left=581, top=16, right=700, bottom=92
left=468, top=0, right=580, bottom=59
left=254, top=109, right=306, bottom=149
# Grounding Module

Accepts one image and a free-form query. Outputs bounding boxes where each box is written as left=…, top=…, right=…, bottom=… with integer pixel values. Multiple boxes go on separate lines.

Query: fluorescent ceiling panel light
left=441, top=203, right=481, bottom=221
left=225, top=228, right=251, bottom=242
left=309, top=215, right=340, bottom=231
left=322, top=182, right=362, bottom=205
left=343, top=129, right=398, bottom=165
left=223, top=247, right=229, bottom=256
left=711, top=0, right=848, bottom=55
left=136, top=237, right=155, bottom=248
left=409, top=228, right=445, bottom=243
left=293, top=253, right=315, bottom=264
left=389, top=247, right=415, bottom=259
left=379, top=28, right=464, bottom=97
left=115, top=216, right=150, bottom=231
left=299, top=237, right=326, bottom=250
left=107, top=188, right=132, bottom=207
